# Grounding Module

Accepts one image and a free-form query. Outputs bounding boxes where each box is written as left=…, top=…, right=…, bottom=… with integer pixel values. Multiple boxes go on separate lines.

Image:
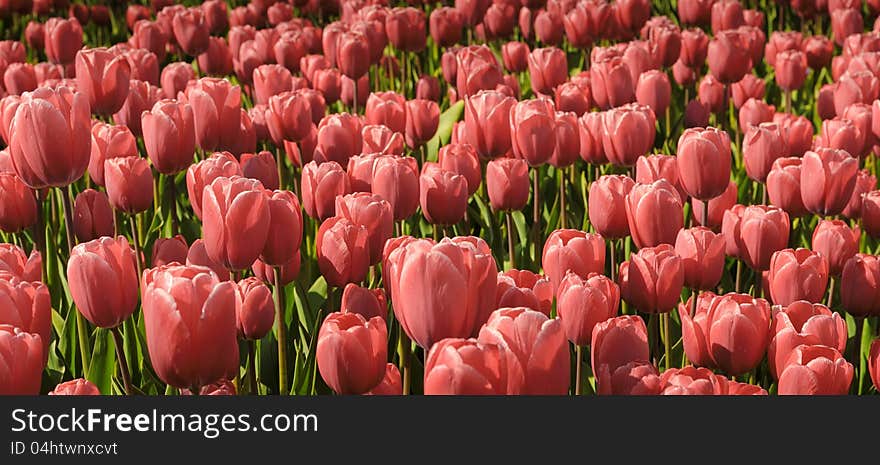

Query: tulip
left=596, top=361, right=662, bottom=395
left=430, top=7, right=463, bottom=47
left=142, top=99, right=196, bottom=175
left=812, top=220, right=860, bottom=276
left=361, top=125, right=404, bottom=157
left=88, top=122, right=137, bottom=187
left=625, top=180, right=683, bottom=249
left=707, top=29, right=752, bottom=84
left=800, top=148, right=859, bottom=217
left=642, top=17, right=681, bottom=67
left=24, top=22, right=44, bottom=52
left=502, top=41, right=529, bottom=73
left=731, top=74, right=765, bottom=109
left=313, top=113, right=363, bottom=166
left=142, top=264, right=239, bottom=390
left=415, top=75, right=440, bottom=102
left=265, top=90, right=314, bottom=146
left=252, top=65, right=292, bottom=107
left=317, top=311, right=387, bottom=395
left=742, top=122, right=786, bottom=184
left=201, top=176, right=270, bottom=271
left=534, top=10, right=564, bottom=45
left=555, top=82, right=592, bottom=116
left=591, top=315, right=650, bottom=377
left=496, top=270, right=553, bottom=316
left=0, top=173, right=36, bottom=234
left=464, top=90, right=515, bottom=159
left=768, top=301, right=847, bottom=379
left=677, top=292, right=716, bottom=367
left=550, top=111, right=580, bottom=169
left=660, top=366, right=728, bottom=395
left=385, top=7, right=426, bottom=53
left=9, top=86, right=91, bottom=190
left=301, top=161, right=350, bottom=221
left=871, top=340, right=880, bottom=393
left=420, top=163, right=468, bottom=226
left=766, top=157, right=807, bottom=218
left=486, top=157, right=529, bottom=212
left=0, top=325, right=43, bottom=395
left=865, top=191, right=880, bottom=238
left=803, top=35, right=833, bottom=70
left=103, top=157, right=153, bottom=215
left=239, top=151, right=279, bottom=192
left=683, top=100, right=710, bottom=128
left=49, top=378, right=100, bottom=395
left=590, top=55, right=636, bottom=111
left=438, top=143, right=481, bottom=196
left=676, top=127, right=732, bottom=201
left=68, top=236, right=138, bottom=329
left=635, top=70, right=671, bottom=116
left=44, top=17, right=83, bottom=65
left=335, top=193, right=392, bottom=265
left=186, top=152, right=242, bottom=220
left=364, top=363, right=402, bottom=396
left=542, top=229, right=605, bottom=292
left=423, top=338, right=521, bottom=395
left=698, top=74, right=726, bottom=114
left=775, top=50, right=808, bottom=93
left=0, top=273, right=50, bottom=360
left=738, top=205, right=790, bottom=271
left=455, top=45, right=504, bottom=97
left=120, top=48, right=159, bottom=86
left=619, top=244, right=684, bottom=314
left=738, top=98, right=775, bottom=130
left=260, top=190, right=302, bottom=268
left=182, top=78, right=243, bottom=153
left=316, top=217, right=370, bottom=288
left=405, top=99, right=440, bottom=149
left=842, top=170, right=877, bottom=219
left=234, top=277, right=273, bottom=341
left=528, top=48, right=567, bottom=96
left=160, top=62, right=195, bottom=100
left=151, top=235, right=188, bottom=268
left=840, top=254, right=880, bottom=317
left=365, top=92, right=406, bottom=135
left=674, top=227, right=725, bottom=291
left=3, top=63, right=37, bottom=96
left=634, top=155, right=685, bottom=202
left=589, top=175, right=635, bottom=239
left=371, top=155, right=419, bottom=221
left=0, top=244, right=41, bottom=283
left=113, top=80, right=161, bottom=138
left=683, top=292, right=770, bottom=375
left=341, top=284, right=387, bottom=322
left=386, top=237, right=497, bottom=349
left=833, top=71, right=879, bottom=118
left=832, top=8, right=862, bottom=46
left=172, top=7, right=210, bottom=56
left=130, top=21, right=168, bottom=63
left=816, top=117, right=864, bottom=158
left=692, top=180, right=737, bottom=231
left=778, top=344, right=853, bottom=395
left=601, top=103, right=656, bottom=168
left=767, top=248, right=829, bottom=307
left=478, top=307, right=569, bottom=395
left=556, top=272, right=620, bottom=347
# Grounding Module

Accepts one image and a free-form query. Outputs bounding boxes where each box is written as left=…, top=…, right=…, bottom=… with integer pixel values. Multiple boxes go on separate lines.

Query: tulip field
left=4, top=0, right=880, bottom=397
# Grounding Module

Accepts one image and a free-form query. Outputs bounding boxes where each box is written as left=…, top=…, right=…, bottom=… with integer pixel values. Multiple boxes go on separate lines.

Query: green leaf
left=425, top=100, right=464, bottom=162
left=86, top=329, right=116, bottom=395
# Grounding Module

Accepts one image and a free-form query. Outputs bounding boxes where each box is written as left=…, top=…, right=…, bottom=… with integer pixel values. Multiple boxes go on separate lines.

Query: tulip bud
left=495, top=270, right=553, bottom=316
left=619, top=244, right=684, bottom=313
left=301, top=161, right=350, bottom=221
left=260, top=190, right=303, bottom=268
left=486, top=157, right=529, bottom=212
left=438, top=144, right=481, bottom=196
left=767, top=248, right=829, bottom=306
left=419, top=163, right=468, bottom=226
left=234, top=277, right=273, bottom=341
left=635, top=70, right=671, bottom=116
left=557, top=272, right=619, bottom=346
left=742, top=122, right=786, bottom=183
left=464, top=90, right=515, bottom=159
left=313, top=113, right=363, bottom=166
left=424, top=338, right=522, bottom=395
left=186, top=152, right=242, bottom=220
left=316, top=216, right=370, bottom=288
left=385, top=7, right=426, bottom=53
left=502, top=41, right=529, bottom=73
left=341, top=284, right=387, bottom=322
left=625, top=180, right=683, bottom=249
left=0, top=173, right=37, bottom=234
left=142, top=264, right=239, bottom=389
left=590, top=55, right=635, bottom=110
left=430, top=7, right=463, bottom=48
left=694, top=292, right=771, bottom=375
left=775, top=50, right=808, bottom=91
left=317, top=311, right=387, bottom=395
left=0, top=325, right=43, bottom=394
left=601, top=103, right=656, bottom=167
left=778, top=344, right=853, bottom=395
left=528, top=47, right=567, bottom=95
left=766, top=157, right=807, bottom=218
left=103, top=157, right=154, bottom=215
left=768, top=301, right=847, bottom=379
left=371, top=155, right=419, bottom=221
left=68, top=236, right=139, bottom=329
left=708, top=29, right=752, bottom=84
left=698, top=74, right=727, bottom=114
left=800, top=148, right=859, bottom=217
left=455, top=45, right=504, bottom=97
left=738, top=205, right=790, bottom=271
left=172, top=8, right=210, bottom=56
left=676, top=127, right=732, bottom=200
left=542, top=229, right=605, bottom=292
left=591, top=315, right=650, bottom=377
left=588, top=175, right=634, bottom=239
left=142, top=99, right=196, bottom=175
left=335, top=193, right=392, bottom=265
left=811, top=220, right=860, bottom=276
left=840, top=254, right=880, bottom=317
left=675, top=227, right=725, bottom=290
left=44, top=17, right=83, bottom=65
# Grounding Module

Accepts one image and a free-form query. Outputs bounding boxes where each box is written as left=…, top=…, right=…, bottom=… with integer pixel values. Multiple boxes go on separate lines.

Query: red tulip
left=778, top=344, right=853, bottom=395
left=739, top=98, right=775, bottom=128
left=495, top=269, right=553, bottom=316
left=301, top=161, right=350, bottom=221
left=419, top=162, right=468, bottom=225
left=424, top=338, right=522, bottom=395
left=731, top=74, right=766, bottom=109
left=549, top=111, right=580, bottom=168
left=415, top=75, right=441, bottom=102
left=265, top=90, right=314, bottom=145
left=252, top=64, right=292, bottom=107
left=677, top=292, right=716, bottom=367
left=542, top=229, right=605, bottom=292
left=742, top=122, right=786, bottom=183
left=438, top=143, right=481, bottom=196
left=317, top=311, right=387, bottom=394
left=386, top=237, right=497, bottom=348
left=159, top=62, right=195, bottom=100
left=44, top=17, right=83, bottom=65
left=142, top=264, right=238, bottom=390
left=24, top=21, right=44, bottom=52
left=104, top=157, right=154, bottom=214
left=619, top=244, right=684, bottom=313
left=120, top=48, right=159, bottom=86
left=361, top=125, right=404, bottom=157
left=130, top=20, right=168, bottom=63
left=335, top=192, right=392, bottom=265
left=478, top=307, right=569, bottom=395
left=463, top=89, right=515, bottom=159
left=528, top=47, right=567, bottom=95
left=142, top=99, right=195, bottom=175
left=88, top=122, right=137, bottom=187
left=596, top=361, right=661, bottom=395
left=625, top=179, right=683, bottom=249
left=3, top=63, right=36, bottom=96
left=371, top=155, right=420, bottom=221
left=557, top=272, right=619, bottom=346
left=0, top=244, right=40, bottom=283
left=365, top=91, right=406, bottom=135
left=590, top=55, right=635, bottom=110
left=775, top=49, right=808, bottom=91
left=687, top=292, right=770, bottom=375
left=486, top=157, right=529, bottom=212
left=113, top=80, right=161, bottom=138
left=707, top=29, right=752, bottom=84
left=172, top=7, right=210, bottom=56
left=811, top=220, right=860, bottom=276
left=601, top=103, right=656, bottom=167
left=768, top=301, right=847, bottom=380
left=151, top=235, right=188, bottom=268
left=336, top=31, right=371, bottom=81
left=259, top=190, right=302, bottom=268
left=240, top=151, right=279, bottom=192
left=802, top=35, right=833, bottom=70
left=502, top=41, right=529, bottom=73
left=316, top=216, right=370, bottom=288
left=202, top=176, right=271, bottom=271
left=186, top=152, right=242, bottom=220
left=740, top=205, right=790, bottom=271
left=555, top=81, right=592, bottom=117
left=591, top=315, right=650, bottom=376
left=816, top=117, right=864, bottom=158
left=635, top=70, right=671, bottom=116
left=313, top=113, right=363, bottom=166
left=234, top=277, right=273, bottom=341
left=454, top=45, right=504, bottom=97
left=385, top=7, right=426, bottom=53
left=534, top=10, right=564, bottom=46
left=840, top=254, right=880, bottom=317
left=430, top=7, right=463, bottom=47
left=800, top=148, right=859, bottom=217
left=8, top=86, right=90, bottom=190
left=0, top=172, right=36, bottom=234
left=766, top=157, right=807, bottom=218
left=683, top=100, right=710, bottom=128
left=674, top=227, right=725, bottom=291
left=0, top=273, right=50, bottom=362
left=634, top=155, right=685, bottom=202
left=0, top=325, right=43, bottom=394
left=67, top=236, right=138, bottom=330
left=71, top=189, right=112, bottom=244
left=364, top=363, right=402, bottom=395
left=871, top=340, right=880, bottom=392
left=588, top=175, right=635, bottom=239
left=405, top=99, right=440, bottom=149
left=842, top=169, right=877, bottom=219
left=182, top=78, right=243, bottom=153
left=341, top=284, right=387, bottom=322
left=698, top=74, right=726, bottom=114
left=767, top=248, right=829, bottom=306
left=49, top=378, right=100, bottom=395
left=642, top=17, right=681, bottom=67
left=676, top=126, right=732, bottom=200
left=865, top=191, right=880, bottom=238
left=660, top=366, right=728, bottom=395
left=680, top=28, right=710, bottom=70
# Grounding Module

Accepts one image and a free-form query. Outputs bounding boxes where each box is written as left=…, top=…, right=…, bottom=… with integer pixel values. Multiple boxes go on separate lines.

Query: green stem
left=662, top=312, right=671, bottom=371
left=248, top=339, right=258, bottom=395
left=506, top=211, right=516, bottom=269
left=110, top=326, right=133, bottom=396
left=273, top=267, right=289, bottom=395
left=129, top=214, right=143, bottom=279
left=61, top=186, right=91, bottom=376
left=826, top=276, right=835, bottom=308
left=398, top=331, right=411, bottom=395
left=575, top=345, right=583, bottom=395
